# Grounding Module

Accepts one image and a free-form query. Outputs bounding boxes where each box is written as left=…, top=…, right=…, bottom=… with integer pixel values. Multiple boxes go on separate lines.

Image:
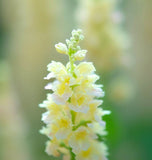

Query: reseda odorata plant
left=39, top=29, right=110, bottom=160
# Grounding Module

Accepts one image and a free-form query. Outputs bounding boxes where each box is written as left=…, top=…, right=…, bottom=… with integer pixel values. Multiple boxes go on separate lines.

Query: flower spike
left=39, top=29, right=110, bottom=160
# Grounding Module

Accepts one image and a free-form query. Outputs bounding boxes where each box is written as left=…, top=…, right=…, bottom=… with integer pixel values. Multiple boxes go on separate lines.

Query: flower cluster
left=39, top=29, right=110, bottom=160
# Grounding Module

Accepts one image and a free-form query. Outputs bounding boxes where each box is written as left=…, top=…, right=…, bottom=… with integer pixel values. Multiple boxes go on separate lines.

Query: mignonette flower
left=39, top=29, right=110, bottom=160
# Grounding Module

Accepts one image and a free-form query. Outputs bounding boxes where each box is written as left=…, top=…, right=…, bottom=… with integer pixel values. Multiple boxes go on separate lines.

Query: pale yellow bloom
left=47, top=61, right=67, bottom=80
left=69, top=91, right=91, bottom=113
left=75, top=62, right=95, bottom=76
left=76, top=100, right=104, bottom=122
left=55, top=43, right=68, bottom=54
left=45, top=139, right=60, bottom=157
left=76, top=141, right=108, bottom=160
left=40, top=29, right=110, bottom=160
left=74, top=50, right=87, bottom=61
left=48, top=115, right=72, bottom=140
left=69, top=127, right=92, bottom=153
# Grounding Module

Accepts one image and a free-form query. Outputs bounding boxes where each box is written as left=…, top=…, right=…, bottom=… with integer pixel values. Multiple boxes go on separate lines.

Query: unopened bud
left=55, top=43, right=68, bottom=54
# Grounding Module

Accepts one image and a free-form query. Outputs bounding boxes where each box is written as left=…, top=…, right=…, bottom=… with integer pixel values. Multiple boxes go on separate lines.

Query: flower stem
left=69, top=55, right=74, bottom=73
left=71, top=110, right=76, bottom=125
left=69, top=147, right=76, bottom=160
left=60, top=143, right=76, bottom=160
left=72, top=120, right=92, bottom=131
left=68, top=51, right=76, bottom=160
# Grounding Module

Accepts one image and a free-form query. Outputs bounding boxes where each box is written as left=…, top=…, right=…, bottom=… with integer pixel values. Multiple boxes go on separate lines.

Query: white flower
left=55, top=43, right=68, bottom=54
left=69, top=127, right=91, bottom=153
left=75, top=141, right=108, bottom=160
left=44, top=72, right=55, bottom=80
left=74, top=50, right=87, bottom=61
left=75, top=62, right=96, bottom=76
left=45, top=139, right=60, bottom=157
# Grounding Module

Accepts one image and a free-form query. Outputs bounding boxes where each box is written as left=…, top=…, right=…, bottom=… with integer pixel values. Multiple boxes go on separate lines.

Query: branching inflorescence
left=39, top=29, right=110, bottom=160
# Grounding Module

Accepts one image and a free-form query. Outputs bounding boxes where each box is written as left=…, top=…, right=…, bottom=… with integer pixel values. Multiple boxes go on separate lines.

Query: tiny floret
left=39, top=29, right=110, bottom=160
left=55, top=43, right=68, bottom=54
left=74, top=50, right=87, bottom=61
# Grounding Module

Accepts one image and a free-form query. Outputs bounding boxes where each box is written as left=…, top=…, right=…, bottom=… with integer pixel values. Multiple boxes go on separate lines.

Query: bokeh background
left=0, top=0, right=152, bottom=160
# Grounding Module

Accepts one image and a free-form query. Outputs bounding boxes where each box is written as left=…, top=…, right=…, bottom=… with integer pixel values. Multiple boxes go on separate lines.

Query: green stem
left=72, top=120, right=92, bottom=131
left=60, top=143, right=76, bottom=160
left=71, top=110, right=76, bottom=125
left=69, top=55, right=74, bottom=73
left=68, top=49, right=77, bottom=78
left=69, top=147, right=76, bottom=160
left=67, top=49, right=77, bottom=160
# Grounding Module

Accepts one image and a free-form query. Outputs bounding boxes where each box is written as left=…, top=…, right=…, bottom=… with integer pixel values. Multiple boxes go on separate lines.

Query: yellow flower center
left=77, top=96, right=85, bottom=106
left=81, top=147, right=91, bottom=158
left=57, top=83, right=66, bottom=95
left=64, top=76, right=70, bottom=84
left=58, top=118, right=70, bottom=128
left=51, top=124, right=59, bottom=134
left=76, top=130, right=87, bottom=140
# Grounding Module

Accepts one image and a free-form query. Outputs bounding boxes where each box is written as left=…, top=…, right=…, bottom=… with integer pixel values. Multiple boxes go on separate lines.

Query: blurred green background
left=0, top=0, right=152, bottom=160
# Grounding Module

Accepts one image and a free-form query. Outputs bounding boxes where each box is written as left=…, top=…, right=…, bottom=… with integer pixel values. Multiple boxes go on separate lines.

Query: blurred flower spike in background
left=77, top=0, right=130, bottom=71
left=77, top=0, right=133, bottom=105
left=39, top=29, right=110, bottom=160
